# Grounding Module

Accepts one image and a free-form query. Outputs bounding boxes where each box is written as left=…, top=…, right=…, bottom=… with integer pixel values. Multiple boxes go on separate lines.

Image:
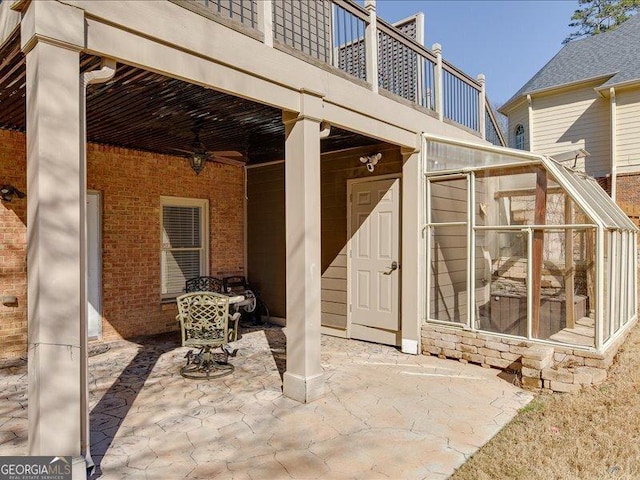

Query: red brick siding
left=0, top=130, right=27, bottom=363
left=88, top=143, right=244, bottom=341
left=617, top=173, right=640, bottom=206
left=0, top=129, right=245, bottom=360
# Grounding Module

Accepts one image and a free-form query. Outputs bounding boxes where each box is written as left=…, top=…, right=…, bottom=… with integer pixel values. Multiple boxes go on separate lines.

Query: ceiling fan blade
left=211, top=155, right=246, bottom=166
left=210, top=150, right=243, bottom=157
left=168, top=147, right=193, bottom=155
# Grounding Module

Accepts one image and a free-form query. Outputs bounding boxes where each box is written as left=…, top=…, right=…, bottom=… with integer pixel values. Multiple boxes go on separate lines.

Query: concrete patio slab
left=0, top=325, right=532, bottom=479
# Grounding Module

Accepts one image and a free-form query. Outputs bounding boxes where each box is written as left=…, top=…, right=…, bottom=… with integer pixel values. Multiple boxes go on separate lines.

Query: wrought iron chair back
left=185, top=276, right=224, bottom=294
left=177, top=292, right=230, bottom=348
left=176, top=292, right=237, bottom=379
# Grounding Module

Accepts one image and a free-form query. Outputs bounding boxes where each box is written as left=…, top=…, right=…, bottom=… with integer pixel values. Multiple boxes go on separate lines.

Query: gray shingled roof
left=501, top=14, right=640, bottom=111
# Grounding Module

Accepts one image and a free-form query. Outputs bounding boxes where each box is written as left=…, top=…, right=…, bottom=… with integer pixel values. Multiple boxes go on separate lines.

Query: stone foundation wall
left=421, top=320, right=636, bottom=393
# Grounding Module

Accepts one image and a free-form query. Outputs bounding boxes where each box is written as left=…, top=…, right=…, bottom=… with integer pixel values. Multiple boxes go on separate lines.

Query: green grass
left=451, top=321, right=640, bottom=480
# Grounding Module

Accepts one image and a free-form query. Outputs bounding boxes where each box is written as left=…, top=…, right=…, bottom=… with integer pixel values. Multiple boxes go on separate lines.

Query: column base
left=283, top=371, right=325, bottom=403
left=402, top=339, right=419, bottom=355
left=72, top=456, right=87, bottom=480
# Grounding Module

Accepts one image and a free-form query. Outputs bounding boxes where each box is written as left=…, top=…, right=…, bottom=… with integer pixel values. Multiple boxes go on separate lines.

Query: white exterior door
left=87, top=192, right=102, bottom=339
left=349, top=178, right=401, bottom=345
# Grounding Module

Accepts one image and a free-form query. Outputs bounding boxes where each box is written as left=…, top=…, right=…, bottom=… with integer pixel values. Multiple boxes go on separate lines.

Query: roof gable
left=501, top=14, right=640, bottom=112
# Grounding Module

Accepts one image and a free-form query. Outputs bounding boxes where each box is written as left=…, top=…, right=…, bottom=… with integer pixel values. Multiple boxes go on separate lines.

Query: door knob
left=383, top=261, right=399, bottom=275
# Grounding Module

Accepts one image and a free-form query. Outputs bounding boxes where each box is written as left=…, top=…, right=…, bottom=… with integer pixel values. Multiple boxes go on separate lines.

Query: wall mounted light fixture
left=0, top=185, right=25, bottom=202
left=359, top=153, right=382, bottom=173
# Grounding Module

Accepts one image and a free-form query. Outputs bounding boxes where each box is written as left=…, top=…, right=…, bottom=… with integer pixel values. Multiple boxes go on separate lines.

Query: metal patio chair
left=185, top=276, right=224, bottom=294
left=185, top=276, right=240, bottom=341
left=176, top=292, right=239, bottom=379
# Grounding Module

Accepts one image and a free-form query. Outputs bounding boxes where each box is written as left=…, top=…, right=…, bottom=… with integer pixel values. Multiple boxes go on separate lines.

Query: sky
left=375, top=0, right=578, bottom=106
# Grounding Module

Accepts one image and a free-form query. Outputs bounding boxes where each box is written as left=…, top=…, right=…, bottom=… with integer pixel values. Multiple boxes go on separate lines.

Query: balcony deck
left=169, top=0, right=505, bottom=146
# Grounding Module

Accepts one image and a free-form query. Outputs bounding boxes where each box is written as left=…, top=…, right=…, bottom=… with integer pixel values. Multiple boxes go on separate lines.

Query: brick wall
left=617, top=173, right=640, bottom=207
left=0, top=129, right=245, bottom=362
left=0, top=130, right=27, bottom=363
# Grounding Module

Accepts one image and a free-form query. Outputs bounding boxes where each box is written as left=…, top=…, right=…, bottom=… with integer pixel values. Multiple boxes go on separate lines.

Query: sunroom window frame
left=160, top=196, right=210, bottom=300
left=422, top=134, right=639, bottom=352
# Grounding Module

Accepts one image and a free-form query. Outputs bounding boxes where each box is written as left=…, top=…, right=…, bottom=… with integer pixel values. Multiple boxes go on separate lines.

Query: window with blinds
left=160, top=197, right=209, bottom=298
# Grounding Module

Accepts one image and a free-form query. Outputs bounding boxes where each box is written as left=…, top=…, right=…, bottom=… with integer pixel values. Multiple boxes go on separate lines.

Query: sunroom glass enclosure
left=424, top=138, right=638, bottom=352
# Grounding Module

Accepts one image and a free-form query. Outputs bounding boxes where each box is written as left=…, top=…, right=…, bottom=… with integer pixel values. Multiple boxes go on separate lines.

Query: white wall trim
left=87, top=190, right=103, bottom=341
left=527, top=94, right=534, bottom=152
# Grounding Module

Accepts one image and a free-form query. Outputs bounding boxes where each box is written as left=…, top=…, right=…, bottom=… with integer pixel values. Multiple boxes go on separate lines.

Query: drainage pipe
left=80, top=58, right=116, bottom=475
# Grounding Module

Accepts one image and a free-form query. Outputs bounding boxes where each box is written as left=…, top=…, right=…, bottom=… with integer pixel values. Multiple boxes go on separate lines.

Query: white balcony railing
left=173, top=0, right=505, bottom=146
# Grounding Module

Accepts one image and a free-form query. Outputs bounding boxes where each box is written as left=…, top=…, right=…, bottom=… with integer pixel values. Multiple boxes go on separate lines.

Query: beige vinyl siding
left=616, top=87, right=640, bottom=173
left=247, top=164, right=286, bottom=318
left=531, top=85, right=610, bottom=177
left=246, top=144, right=402, bottom=329
left=507, top=103, right=530, bottom=151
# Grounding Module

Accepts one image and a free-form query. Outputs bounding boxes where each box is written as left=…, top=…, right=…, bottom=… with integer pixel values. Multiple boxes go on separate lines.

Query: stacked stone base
left=421, top=322, right=634, bottom=393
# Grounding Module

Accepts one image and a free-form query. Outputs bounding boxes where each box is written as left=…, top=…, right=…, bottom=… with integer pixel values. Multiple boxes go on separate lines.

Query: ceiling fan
left=172, top=120, right=245, bottom=174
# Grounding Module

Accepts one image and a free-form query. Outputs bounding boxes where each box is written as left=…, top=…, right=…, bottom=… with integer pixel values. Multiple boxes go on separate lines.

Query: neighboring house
left=0, top=0, right=635, bottom=476
left=499, top=14, right=640, bottom=207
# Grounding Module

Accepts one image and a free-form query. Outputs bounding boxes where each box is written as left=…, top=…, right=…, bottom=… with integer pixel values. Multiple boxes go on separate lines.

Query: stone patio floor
left=0, top=325, right=533, bottom=479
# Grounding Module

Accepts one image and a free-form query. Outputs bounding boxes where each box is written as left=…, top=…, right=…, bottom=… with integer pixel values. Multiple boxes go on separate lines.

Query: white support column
left=477, top=74, right=486, bottom=139
left=401, top=143, right=422, bottom=354
left=527, top=94, right=534, bottom=151
left=610, top=87, right=617, bottom=201
left=364, top=0, right=378, bottom=93
left=21, top=1, right=87, bottom=477
left=467, top=171, right=476, bottom=329
left=282, top=90, right=324, bottom=403
left=433, top=43, right=443, bottom=121
left=257, top=0, right=273, bottom=48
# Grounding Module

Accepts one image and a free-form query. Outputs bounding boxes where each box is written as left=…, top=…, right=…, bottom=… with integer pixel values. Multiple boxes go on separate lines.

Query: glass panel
left=474, top=167, right=591, bottom=229
left=551, top=165, right=619, bottom=228
left=429, top=177, right=467, bottom=224
left=603, top=231, right=612, bottom=343
left=476, top=168, right=538, bottom=228
left=426, top=140, right=534, bottom=172
left=162, top=206, right=201, bottom=248
left=162, top=250, right=201, bottom=295
left=475, top=230, right=527, bottom=336
left=613, top=232, right=623, bottom=334
left=584, top=176, right=636, bottom=229
left=430, top=225, right=468, bottom=324
left=584, top=228, right=597, bottom=329
left=622, top=231, right=629, bottom=326
left=533, top=230, right=594, bottom=347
